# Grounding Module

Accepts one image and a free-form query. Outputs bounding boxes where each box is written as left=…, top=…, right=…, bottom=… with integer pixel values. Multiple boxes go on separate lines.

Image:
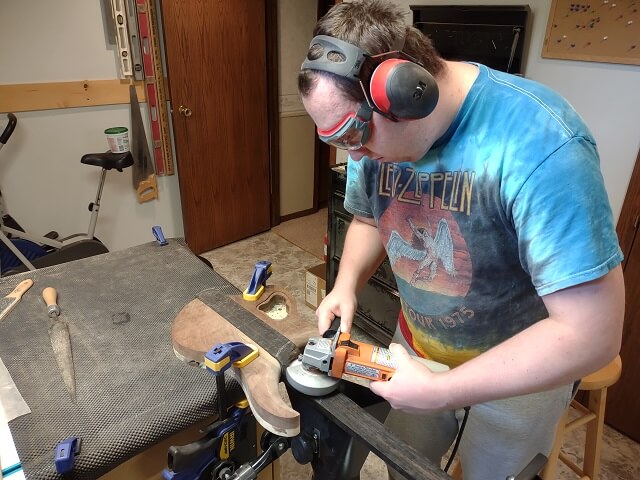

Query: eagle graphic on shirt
left=379, top=200, right=472, bottom=298
left=387, top=217, right=456, bottom=286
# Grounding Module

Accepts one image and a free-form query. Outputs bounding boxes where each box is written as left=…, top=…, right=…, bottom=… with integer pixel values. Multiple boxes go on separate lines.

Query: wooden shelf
left=0, top=79, right=146, bottom=113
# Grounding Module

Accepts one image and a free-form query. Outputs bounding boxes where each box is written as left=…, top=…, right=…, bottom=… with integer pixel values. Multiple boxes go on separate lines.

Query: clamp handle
left=152, top=225, right=168, bottom=246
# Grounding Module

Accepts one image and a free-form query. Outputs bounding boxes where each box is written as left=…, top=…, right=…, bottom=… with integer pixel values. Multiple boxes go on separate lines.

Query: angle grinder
left=286, top=319, right=343, bottom=396
left=286, top=318, right=450, bottom=396
left=285, top=358, right=342, bottom=396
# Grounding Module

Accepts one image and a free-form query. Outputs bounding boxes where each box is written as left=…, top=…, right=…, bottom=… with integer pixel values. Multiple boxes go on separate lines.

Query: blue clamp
left=204, top=342, right=259, bottom=376
left=242, top=260, right=272, bottom=301
left=54, top=437, right=81, bottom=474
left=152, top=225, right=168, bottom=246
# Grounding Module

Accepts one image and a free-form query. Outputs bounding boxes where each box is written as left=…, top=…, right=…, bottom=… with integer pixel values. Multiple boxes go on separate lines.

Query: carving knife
left=42, top=287, right=76, bottom=403
left=129, top=84, right=158, bottom=203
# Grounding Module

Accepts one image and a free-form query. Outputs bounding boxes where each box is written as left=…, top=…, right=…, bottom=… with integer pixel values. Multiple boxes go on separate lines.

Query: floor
left=200, top=212, right=640, bottom=480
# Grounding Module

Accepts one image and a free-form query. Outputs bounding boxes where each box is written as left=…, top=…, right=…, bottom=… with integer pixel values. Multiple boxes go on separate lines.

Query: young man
left=298, top=1, right=625, bottom=479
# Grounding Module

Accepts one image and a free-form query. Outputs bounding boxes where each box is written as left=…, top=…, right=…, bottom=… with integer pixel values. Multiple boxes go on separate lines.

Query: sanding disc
left=285, top=359, right=340, bottom=397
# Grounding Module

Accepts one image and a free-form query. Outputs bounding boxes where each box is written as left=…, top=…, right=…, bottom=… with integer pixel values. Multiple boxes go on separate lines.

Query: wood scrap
left=230, top=285, right=317, bottom=348
left=172, top=298, right=300, bottom=437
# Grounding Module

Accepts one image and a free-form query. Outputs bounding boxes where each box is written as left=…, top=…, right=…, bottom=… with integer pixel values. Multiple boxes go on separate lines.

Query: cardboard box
left=305, top=263, right=327, bottom=310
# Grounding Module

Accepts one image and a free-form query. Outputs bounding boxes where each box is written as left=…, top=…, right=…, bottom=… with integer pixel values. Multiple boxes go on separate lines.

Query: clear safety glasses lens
left=317, top=104, right=372, bottom=151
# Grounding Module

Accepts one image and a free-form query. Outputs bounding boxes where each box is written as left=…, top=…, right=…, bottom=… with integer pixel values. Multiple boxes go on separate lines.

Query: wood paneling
left=607, top=147, right=640, bottom=441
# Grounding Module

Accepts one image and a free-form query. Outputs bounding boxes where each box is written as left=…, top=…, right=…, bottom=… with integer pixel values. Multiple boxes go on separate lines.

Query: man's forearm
left=430, top=266, right=624, bottom=410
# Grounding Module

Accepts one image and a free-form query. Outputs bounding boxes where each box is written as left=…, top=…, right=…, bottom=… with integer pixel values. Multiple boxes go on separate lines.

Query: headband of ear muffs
left=301, top=35, right=439, bottom=121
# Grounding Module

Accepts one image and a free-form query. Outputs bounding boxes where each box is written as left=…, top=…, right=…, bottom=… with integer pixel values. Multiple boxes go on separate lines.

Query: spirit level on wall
left=110, top=0, right=134, bottom=77
left=135, top=0, right=174, bottom=176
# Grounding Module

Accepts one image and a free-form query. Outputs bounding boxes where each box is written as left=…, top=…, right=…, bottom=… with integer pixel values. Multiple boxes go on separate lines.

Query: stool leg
left=583, top=388, right=607, bottom=480
left=450, top=458, right=463, bottom=480
left=541, top=408, right=569, bottom=480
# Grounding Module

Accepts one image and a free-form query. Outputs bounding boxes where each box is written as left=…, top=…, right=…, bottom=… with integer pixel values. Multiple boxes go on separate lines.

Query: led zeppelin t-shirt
left=344, top=64, right=623, bottom=368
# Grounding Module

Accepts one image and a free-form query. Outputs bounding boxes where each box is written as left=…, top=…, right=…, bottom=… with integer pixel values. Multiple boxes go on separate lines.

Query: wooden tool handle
left=9, top=279, right=33, bottom=299
left=136, top=174, right=158, bottom=203
left=0, top=279, right=34, bottom=323
left=42, top=287, right=61, bottom=317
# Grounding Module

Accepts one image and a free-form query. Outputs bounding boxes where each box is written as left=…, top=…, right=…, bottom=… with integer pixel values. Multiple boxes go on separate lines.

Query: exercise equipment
left=0, top=113, right=134, bottom=275
left=0, top=113, right=25, bottom=234
left=302, top=35, right=439, bottom=121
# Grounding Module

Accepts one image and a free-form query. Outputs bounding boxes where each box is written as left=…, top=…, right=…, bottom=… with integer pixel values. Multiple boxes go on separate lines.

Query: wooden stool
left=542, top=355, right=622, bottom=480
left=450, top=458, right=463, bottom=479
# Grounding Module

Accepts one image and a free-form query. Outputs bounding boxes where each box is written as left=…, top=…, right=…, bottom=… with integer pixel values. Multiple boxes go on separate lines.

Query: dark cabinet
left=411, top=5, right=530, bottom=75
left=327, top=165, right=400, bottom=345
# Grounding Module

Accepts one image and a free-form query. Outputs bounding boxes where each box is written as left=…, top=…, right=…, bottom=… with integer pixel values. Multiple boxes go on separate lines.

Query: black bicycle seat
left=81, top=151, right=134, bottom=171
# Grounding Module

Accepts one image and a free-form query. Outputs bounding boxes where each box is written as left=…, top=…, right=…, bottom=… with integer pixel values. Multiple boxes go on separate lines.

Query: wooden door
left=160, top=0, right=273, bottom=254
left=606, top=147, right=640, bottom=442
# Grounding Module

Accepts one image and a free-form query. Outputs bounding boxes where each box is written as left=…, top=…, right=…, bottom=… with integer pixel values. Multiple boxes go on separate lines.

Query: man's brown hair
left=298, top=0, right=444, bottom=102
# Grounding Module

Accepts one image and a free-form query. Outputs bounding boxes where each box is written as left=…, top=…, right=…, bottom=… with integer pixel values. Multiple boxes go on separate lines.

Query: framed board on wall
left=542, top=0, right=640, bottom=66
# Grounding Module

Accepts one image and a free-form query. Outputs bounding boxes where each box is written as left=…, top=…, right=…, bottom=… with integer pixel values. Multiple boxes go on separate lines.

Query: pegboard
left=542, top=0, right=640, bottom=65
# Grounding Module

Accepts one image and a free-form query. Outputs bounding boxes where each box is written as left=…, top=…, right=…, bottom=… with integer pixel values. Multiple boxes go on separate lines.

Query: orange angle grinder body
left=330, top=332, right=395, bottom=381
left=285, top=319, right=397, bottom=396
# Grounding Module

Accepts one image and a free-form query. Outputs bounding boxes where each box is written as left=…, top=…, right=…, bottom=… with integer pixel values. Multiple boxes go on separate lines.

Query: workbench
left=0, top=239, right=448, bottom=480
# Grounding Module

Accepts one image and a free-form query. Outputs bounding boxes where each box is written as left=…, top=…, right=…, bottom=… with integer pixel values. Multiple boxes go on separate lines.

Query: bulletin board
left=542, top=0, right=640, bottom=66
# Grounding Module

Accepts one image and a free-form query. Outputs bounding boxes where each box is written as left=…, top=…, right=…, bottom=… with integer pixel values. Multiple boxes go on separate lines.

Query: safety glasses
left=317, top=102, right=373, bottom=151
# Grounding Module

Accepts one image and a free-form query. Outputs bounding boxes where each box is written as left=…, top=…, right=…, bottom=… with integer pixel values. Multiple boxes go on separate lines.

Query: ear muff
left=301, top=35, right=440, bottom=121
left=369, top=59, right=439, bottom=120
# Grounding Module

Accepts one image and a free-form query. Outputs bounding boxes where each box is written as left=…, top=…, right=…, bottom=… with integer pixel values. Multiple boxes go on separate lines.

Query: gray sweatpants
left=385, top=331, right=574, bottom=480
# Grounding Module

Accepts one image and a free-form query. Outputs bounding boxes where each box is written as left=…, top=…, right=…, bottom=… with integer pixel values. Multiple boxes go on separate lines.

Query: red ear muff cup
left=370, top=59, right=404, bottom=113
left=370, top=59, right=439, bottom=120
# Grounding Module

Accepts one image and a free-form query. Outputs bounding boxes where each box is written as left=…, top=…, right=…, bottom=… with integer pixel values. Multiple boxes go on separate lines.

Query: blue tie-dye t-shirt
left=344, top=64, right=623, bottom=367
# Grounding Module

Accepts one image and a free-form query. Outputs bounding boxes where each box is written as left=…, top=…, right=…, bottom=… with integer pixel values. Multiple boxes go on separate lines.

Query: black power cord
left=444, top=406, right=471, bottom=473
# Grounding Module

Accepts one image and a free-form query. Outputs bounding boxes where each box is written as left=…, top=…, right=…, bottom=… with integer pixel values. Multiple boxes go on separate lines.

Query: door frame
left=266, top=1, right=280, bottom=227
left=616, top=147, right=640, bottom=266
left=313, top=0, right=339, bottom=212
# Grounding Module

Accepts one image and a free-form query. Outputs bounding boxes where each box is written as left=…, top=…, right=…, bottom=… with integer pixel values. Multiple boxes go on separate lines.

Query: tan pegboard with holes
left=542, top=0, right=640, bottom=65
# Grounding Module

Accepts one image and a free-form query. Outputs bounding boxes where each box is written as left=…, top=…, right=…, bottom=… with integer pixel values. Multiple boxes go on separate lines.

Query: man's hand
left=316, top=288, right=358, bottom=334
left=369, top=343, right=447, bottom=414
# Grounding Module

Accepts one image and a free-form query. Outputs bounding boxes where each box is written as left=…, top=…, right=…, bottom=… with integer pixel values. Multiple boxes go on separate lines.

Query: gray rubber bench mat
left=0, top=239, right=244, bottom=479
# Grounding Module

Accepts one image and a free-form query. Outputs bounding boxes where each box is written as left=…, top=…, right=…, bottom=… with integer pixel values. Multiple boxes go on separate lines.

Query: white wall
left=0, top=0, right=183, bottom=252
left=278, top=0, right=317, bottom=216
